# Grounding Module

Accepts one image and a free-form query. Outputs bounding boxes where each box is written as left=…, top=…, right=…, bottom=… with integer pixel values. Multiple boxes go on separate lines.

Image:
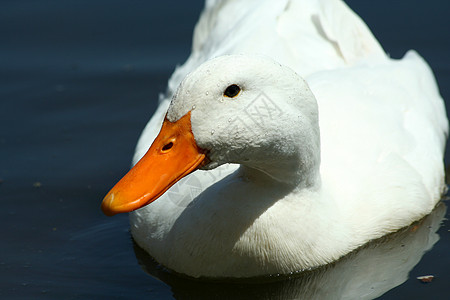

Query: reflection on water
left=133, top=203, right=446, bottom=299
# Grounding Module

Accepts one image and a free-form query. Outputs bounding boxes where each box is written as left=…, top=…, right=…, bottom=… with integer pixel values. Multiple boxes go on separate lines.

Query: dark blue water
left=1, top=1, right=449, bottom=299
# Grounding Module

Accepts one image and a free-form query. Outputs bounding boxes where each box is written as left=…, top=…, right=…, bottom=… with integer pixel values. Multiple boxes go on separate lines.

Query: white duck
left=102, top=0, right=448, bottom=278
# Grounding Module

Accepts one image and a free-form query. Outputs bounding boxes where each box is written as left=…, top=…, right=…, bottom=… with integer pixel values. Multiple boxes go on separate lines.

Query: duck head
left=102, top=55, right=320, bottom=216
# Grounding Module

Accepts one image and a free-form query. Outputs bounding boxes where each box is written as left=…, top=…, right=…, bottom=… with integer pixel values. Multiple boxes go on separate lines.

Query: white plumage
left=123, top=0, right=447, bottom=278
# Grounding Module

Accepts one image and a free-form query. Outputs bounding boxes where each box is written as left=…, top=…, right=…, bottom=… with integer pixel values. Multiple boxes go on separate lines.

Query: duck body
left=103, top=0, right=448, bottom=278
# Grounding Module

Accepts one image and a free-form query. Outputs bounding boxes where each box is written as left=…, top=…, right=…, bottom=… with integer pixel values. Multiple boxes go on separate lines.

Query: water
left=1, top=1, right=449, bottom=299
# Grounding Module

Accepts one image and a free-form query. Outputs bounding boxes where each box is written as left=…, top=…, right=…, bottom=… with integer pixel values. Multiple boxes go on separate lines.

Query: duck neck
left=240, top=146, right=322, bottom=191
left=238, top=98, right=322, bottom=190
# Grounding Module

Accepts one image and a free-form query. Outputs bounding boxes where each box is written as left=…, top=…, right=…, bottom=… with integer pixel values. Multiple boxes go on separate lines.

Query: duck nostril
left=162, top=142, right=173, bottom=152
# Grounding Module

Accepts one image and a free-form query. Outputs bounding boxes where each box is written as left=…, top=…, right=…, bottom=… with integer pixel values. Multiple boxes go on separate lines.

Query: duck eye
left=223, top=84, right=241, bottom=98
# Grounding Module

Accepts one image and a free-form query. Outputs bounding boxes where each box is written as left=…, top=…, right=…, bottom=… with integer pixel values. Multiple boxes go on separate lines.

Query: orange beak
left=101, top=111, right=206, bottom=216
